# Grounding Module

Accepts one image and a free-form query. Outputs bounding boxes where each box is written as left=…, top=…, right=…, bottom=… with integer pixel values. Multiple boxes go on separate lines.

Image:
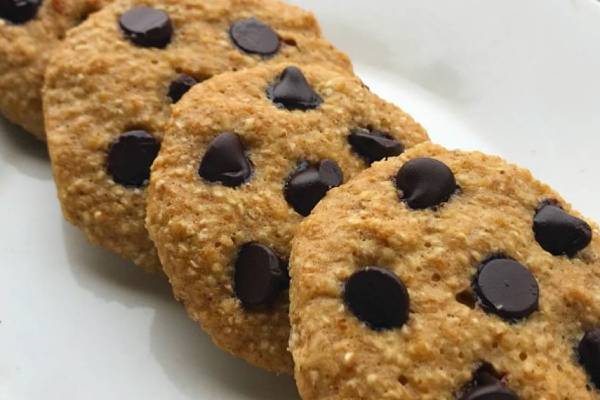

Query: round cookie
left=289, top=142, right=600, bottom=399
left=0, top=0, right=109, bottom=138
left=146, top=63, right=428, bottom=373
left=43, top=0, right=352, bottom=271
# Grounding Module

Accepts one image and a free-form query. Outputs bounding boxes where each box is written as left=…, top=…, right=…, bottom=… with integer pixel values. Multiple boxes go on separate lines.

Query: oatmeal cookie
left=290, top=143, right=600, bottom=399
left=146, top=63, right=428, bottom=372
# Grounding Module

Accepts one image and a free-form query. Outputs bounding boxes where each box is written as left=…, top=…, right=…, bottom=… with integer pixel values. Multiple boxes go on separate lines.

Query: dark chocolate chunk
left=168, top=74, right=197, bottom=103
left=0, top=0, right=41, bottom=24
left=471, top=364, right=504, bottom=386
left=284, top=160, right=343, bottom=216
left=534, top=201, right=592, bottom=257
left=106, top=130, right=160, bottom=187
left=279, top=258, right=290, bottom=290
left=578, top=328, right=600, bottom=389
left=348, top=128, right=404, bottom=164
left=234, top=243, right=287, bottom=307
left=396, top=157, right=456, bottom=209
left=343, top=267, right=410, bottom=331
left=199, top=132, right=252, bottom=187
left=459, top=364, right=519, bottom=400
left=230, top=18, right=280, bottom=56
left=119, top=6, right=173, bottom=48
left=473, top=258, right=539, bottom=321
left=460, top=380, right=519, bottom=400
left=267, top=66, right=323, bottom=111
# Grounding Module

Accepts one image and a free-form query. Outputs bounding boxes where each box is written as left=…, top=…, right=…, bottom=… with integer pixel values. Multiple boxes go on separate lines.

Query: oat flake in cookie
left=289, top=143, right=600, bottom=399
left=43, top=0, right=352, bottom=272
left=0, top=0, right=109, bottom=138
left=145, top=63, right=428, bottom=373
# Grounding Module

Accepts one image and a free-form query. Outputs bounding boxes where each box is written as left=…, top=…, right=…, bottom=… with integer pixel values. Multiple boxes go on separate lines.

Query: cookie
left=0, top=0, right=108, bottom=138
left=145, top=63, right=428, bottom=373
left=289, top=143, right=600, bottom=400
left=43, top=0, right=352, bottom=271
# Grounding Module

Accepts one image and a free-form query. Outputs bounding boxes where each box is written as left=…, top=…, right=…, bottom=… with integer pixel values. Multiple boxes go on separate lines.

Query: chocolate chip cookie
left=43, top=0, right=352, bottom=271
left=0, top=0, right=108, bottom=138
left=290, top=143, right=600, bottom=399
left=145, top=63, right=428, bottom=373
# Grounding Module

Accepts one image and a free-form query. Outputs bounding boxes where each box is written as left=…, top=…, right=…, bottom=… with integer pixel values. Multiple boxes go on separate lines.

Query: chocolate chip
left=396, top=158, right=456, bottom=210
left=0, top=0, right=41, bottom=24
left=578, top=328, right=600, bottom=389
left=348, top=128, right=404, bottom=164
left=472, top=363, right=504, bottom=386
left=284, top=160, right=343, bottom=216
left=168, top=74, right=197, bottom=103
left=460, top=382, right=519, bottom=400
left=459, top=364, right=519, bottom=400
left=460, top=383, right=518, bottom=400
left=473, top=257, right=539, bottom=321
left=343, top=267, right=409, bottom=331
left=460, top=374, right=518, bottom=399
left=267, top=66, right=323, bottom=111
left=279, top=258, right=290, bottom=290
left=455, top=288, right=477, bottom=309
left=198, top=132, right=252, bottom=187
left=119, top=6, right=172, bottom=48
left=230, top=18, right=280, bottom=56
left=234, top=243, right=287, bottom=307
left=107, top=130, right=160, bottom=187
left=533, top=201, right=592, bottom=257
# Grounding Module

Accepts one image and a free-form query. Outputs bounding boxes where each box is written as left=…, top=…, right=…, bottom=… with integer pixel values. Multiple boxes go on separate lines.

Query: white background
left=2, top=1, right=600, bottom=398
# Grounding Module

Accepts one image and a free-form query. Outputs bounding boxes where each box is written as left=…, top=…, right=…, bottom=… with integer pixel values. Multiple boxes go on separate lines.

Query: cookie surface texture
left=290, top=143, right=600, bottom=399
left=146, top=63, right=428, bottom=373
left=0, top=0, right=108, bottom=138
left=43, top=0, right=352, bottom=271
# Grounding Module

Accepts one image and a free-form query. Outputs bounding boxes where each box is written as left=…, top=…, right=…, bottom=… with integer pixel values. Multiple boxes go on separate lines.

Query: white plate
left=2, top=1, right=600, bottom=399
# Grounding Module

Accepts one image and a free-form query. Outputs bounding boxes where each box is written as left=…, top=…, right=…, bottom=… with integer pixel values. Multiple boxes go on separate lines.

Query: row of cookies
left=145, top=65, right=600, bottom=398
left=44, top=0, right=354, bottom=271
left=0, top=0, right=421, bottom=379
left=37, top=0, right=430, bottom=375
left=4, top=0, right=600, bottom=399
left=1, top=0, right=362, bottom=372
